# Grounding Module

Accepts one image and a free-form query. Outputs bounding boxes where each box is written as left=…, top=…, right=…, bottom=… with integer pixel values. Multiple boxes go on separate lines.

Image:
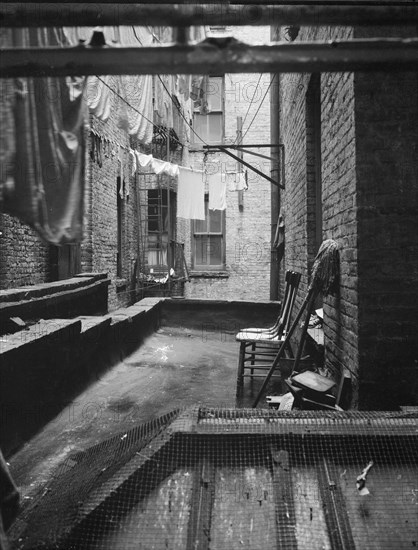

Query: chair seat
left=236, top=331, right=283, bottom=343
left=290, top=370, right=336, bottom=393
left=239, top=327, right=276, bottom=335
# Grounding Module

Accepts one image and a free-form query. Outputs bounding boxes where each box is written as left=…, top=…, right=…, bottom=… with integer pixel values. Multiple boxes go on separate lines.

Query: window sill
left=189, top=271, right=229, bottom=279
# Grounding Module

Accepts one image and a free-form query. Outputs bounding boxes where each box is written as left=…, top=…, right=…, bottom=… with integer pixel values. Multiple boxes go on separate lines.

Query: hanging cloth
left=177, top=167, right=205, bottom=220
left=226, top=171, right=247, bottom=191
left=3, top=27, right=86, bottom=245
left=208, top=172, right=227, bottom=211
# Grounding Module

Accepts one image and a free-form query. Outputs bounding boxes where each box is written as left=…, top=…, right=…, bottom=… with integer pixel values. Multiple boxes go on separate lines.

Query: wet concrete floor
left=10, top=326, right=265, bottom=499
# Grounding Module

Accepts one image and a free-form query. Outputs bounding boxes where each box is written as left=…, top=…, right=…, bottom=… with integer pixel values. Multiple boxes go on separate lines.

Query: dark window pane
left=209, top=236, right=222, bottom=265
left=209, top=208, right=222, bottom=232
left=195, top=217, right=207, bottom=233
left=195, top=235, right=208, bottom=265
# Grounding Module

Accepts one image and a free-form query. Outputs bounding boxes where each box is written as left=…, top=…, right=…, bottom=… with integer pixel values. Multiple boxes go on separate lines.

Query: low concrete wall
left=161, top=298, right=280, bottom=338
left=1, top=297, right=279, bottom=457
left=0, top=298, right=163, bottom=457
left=0, top=273, right=110, bottom=332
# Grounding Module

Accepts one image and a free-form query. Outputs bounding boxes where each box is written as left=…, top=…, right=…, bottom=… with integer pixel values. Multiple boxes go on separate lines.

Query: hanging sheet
left=177, top=167, right=205, bottom=220
left=2, top=27, right=86, bottom=245
left=64, top=26, right=154, bottom=144
left=208, top=172, right=227, bottom=211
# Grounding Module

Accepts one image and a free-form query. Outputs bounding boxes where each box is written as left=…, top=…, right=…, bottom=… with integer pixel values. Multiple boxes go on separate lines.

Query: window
left=147, top=189, right=176, bottom=272
left=192, top=76, right=224, bottom=146
left=192, top=196, right=225, bottom=270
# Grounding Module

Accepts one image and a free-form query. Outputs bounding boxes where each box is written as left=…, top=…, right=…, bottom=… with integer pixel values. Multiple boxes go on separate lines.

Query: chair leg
left=236, top=342, right=246, bottom=404
left=250, top=342, right=256, bottom=377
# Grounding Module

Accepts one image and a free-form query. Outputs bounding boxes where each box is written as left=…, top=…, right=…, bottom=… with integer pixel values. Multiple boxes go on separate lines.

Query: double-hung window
left=192, top=76, right=224, bottom=146
left=192, top=196, right=225, bottom=270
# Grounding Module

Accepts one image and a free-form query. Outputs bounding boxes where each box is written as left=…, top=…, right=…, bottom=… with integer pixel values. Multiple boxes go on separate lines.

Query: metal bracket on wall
left=203, top=144, right=284, bottom=189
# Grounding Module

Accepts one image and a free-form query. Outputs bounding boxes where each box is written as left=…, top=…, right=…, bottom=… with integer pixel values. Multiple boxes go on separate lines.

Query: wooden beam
left=2, top=0, right=415, bottom=4
left=271, top=448, right=298, bottom=549
left=1, top=3, right=418, bottom=28
left=2, top=39, right=418, bottom=79
left=317, top=458, right=356, bottom=550
left=186, top=458, right=215, bottom=550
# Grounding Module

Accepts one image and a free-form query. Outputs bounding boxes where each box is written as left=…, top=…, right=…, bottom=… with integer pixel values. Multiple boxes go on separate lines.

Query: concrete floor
left=9, top=326, right=251, bottom=500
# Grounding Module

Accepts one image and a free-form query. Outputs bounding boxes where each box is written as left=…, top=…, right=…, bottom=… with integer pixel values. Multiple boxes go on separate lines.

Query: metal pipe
left=2, top=38, right=418, bottom=78
left=270, top=25, right=280, bottom=302
left=1, top=4, right=417, bottom=28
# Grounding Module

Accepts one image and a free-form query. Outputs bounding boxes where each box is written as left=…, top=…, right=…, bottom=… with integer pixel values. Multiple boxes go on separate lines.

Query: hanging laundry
left=2, top=27, right=86, bottom=245
left=208, top=172, right=227, bottom=211
left=177, top=167, right=205, bottom=220
left=135, top=152, right=179, bottom=178
left=226, top=171, right=247, bottom=191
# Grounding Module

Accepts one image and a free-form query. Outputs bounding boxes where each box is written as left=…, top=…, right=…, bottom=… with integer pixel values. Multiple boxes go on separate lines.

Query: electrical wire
left=132, top=26, right=209, bottom=147
left=241, top=74, right=276, bottom=143
left=233, top=73, right=262, bottom=145
left=94, top=75, right=169, bottom=142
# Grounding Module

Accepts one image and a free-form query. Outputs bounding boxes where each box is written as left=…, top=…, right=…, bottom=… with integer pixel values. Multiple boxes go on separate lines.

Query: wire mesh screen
left=10, top=408, right=418, bottom=550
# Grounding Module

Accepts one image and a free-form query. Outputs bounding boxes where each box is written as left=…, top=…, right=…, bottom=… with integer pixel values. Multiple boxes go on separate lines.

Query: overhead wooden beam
left=2, top=38, right=418, bottom=78
left=1, top=3, right=418, bottom=28
left=2, top=0, right=415, bottom=4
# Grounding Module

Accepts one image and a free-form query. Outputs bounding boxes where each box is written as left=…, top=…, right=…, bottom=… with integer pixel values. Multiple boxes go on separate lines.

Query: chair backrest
left=277, top=271, right=301, bottom=338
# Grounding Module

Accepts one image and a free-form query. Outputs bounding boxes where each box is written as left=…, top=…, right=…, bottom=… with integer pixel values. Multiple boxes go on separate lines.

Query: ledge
left=189, top=271, right=229, bottom=279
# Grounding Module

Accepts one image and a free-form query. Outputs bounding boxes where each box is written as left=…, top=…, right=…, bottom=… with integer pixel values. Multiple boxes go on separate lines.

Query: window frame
left=147, top=188, right=176, bottom=273
left=191, top=75, right=225, bottom=148
left=192, top=195, right=226, bottom=271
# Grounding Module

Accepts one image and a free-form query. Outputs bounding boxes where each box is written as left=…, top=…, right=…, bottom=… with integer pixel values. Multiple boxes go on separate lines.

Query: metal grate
left=10, top=408, right=418, bottom=550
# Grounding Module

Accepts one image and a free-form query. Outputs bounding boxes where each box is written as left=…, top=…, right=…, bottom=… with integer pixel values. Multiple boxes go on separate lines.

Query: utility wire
left=95, top=75, right=169, bottom=142
left=233, top=73, right=262, bottom=145
left=132, top=26, right=209, bottom=147
left=241, top=74, right=276, bottom=143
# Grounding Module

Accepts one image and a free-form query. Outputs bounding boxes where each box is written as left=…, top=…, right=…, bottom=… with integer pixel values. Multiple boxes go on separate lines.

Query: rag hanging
left=177, top=167, right=205, bottom=220
left=208, top=172, right=227, bottom=211
left=226, top=171, right=246, bottom=191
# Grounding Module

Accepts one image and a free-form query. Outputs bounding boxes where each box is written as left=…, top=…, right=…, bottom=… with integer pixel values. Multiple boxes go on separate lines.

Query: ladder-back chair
left=236, top=271, right=301, bottom=399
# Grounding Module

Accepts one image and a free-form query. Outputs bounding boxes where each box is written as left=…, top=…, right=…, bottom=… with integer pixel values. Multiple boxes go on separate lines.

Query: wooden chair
left=236, top=271, right=301, bottom=399
left=284, top=365, right=345, bottom=411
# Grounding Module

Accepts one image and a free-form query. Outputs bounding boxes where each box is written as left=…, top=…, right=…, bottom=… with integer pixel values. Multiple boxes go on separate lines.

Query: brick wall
left=280, top=26, right=359, bottom=405
left=185, top=26, right=272, bottom=301
left=279, top=24, right=418, bottom=408
left=354, top=28, right=418, bottom=408
left=86, top=85, right=138, bottom=311
left=0, top=214, right=51, bottom=289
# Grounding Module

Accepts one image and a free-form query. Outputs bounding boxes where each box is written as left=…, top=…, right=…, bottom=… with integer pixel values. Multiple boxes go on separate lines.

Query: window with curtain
left=191, top=76, right=224, bottom=146
left=192, top=196, right=225, bottom=270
